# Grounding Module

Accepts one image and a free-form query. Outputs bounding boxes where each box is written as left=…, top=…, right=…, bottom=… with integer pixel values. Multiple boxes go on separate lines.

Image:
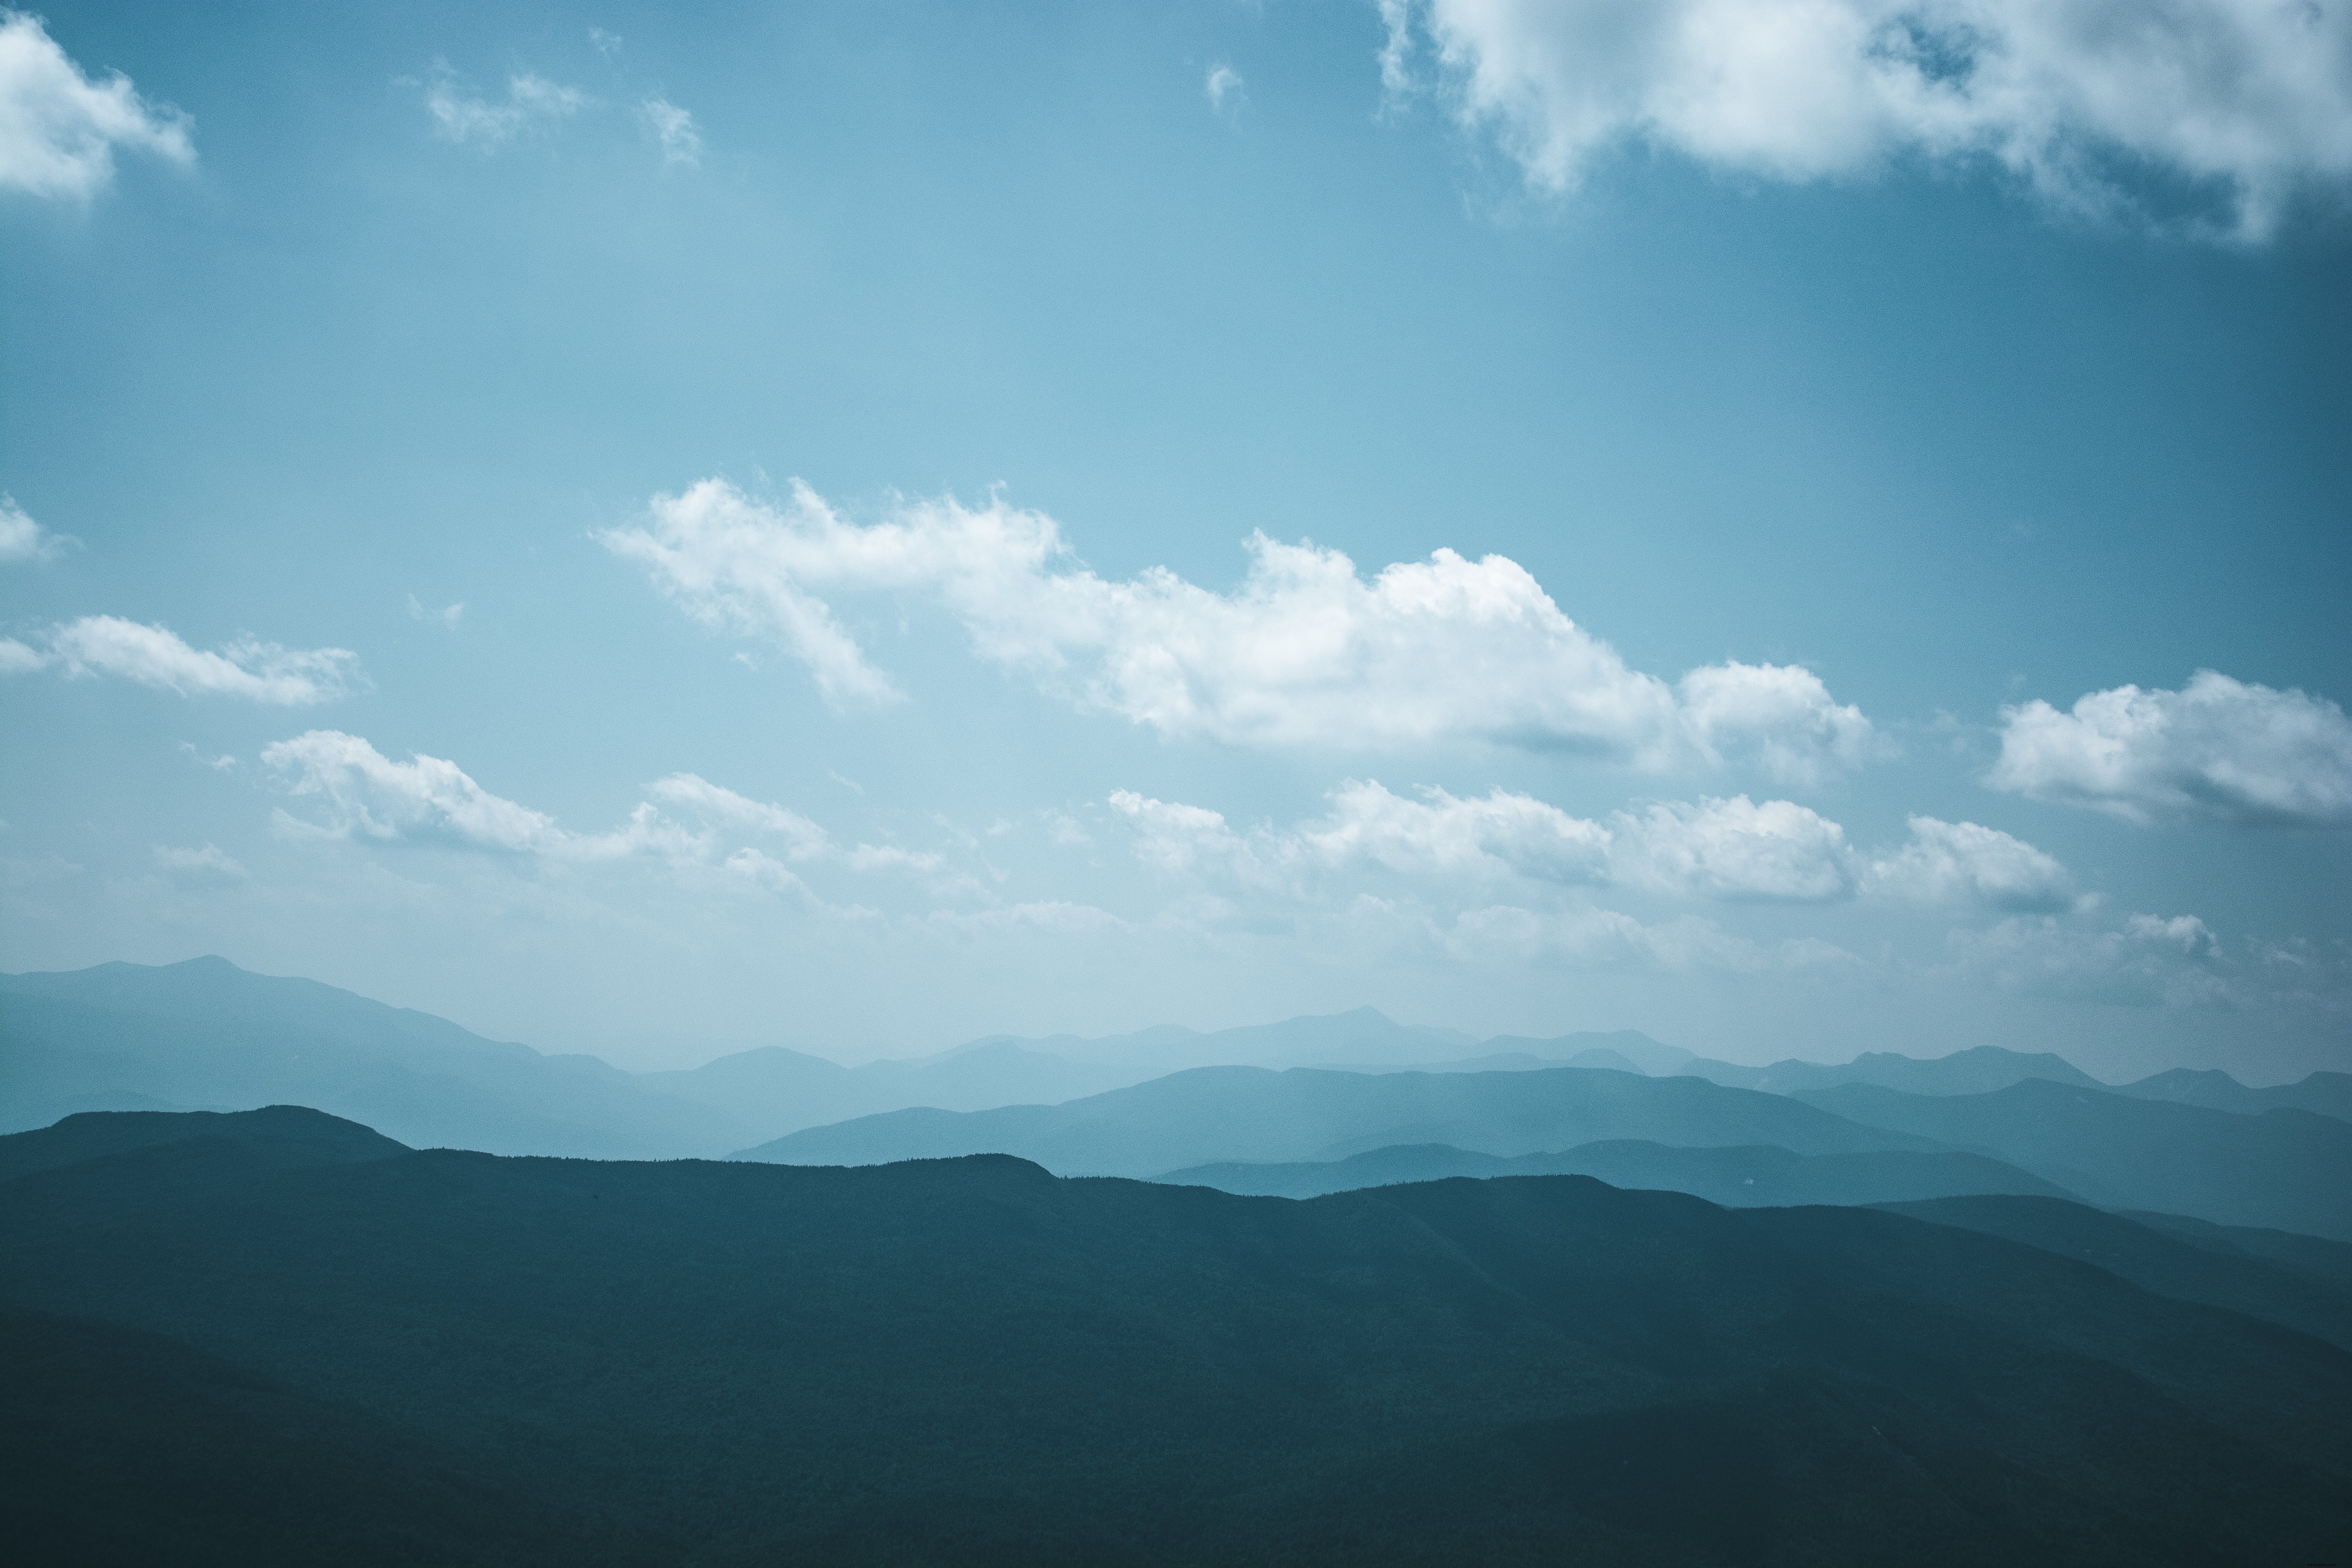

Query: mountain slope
left=3, top=1121, right=2347, bottom=1566
left=2113, top=1067, right=2352, bottom=1123
left=1798, top=1078, right=2352, bottom=1240
left=1681, top=1044, right=2102, bottom=1096
left=736, top=1064, right=1948, bottom=1176
left=0, top=959, right=756, bottom=1156
left=1877, top=1196, right=2352, bottom=1351
left=1158, top=1138, right=2074, bottom=1206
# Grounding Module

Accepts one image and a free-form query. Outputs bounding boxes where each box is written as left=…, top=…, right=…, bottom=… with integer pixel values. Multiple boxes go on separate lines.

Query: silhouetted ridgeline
left=4, top=1107, right=2351, bottom=1566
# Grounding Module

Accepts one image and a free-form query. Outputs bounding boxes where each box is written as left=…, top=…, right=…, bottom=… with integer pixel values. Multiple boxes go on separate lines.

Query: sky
left=3, top=0, right=2348, bottom=1079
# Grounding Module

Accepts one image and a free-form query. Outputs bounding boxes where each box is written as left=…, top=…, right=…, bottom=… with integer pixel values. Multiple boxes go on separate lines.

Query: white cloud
left=1110, top=780, right=2058, bottom=908
left=1206, top=64, right=1246, bottom=113
left=419, top=65, right=586, bottom=148
left=1989, top=670, right=2352, bottom=827
left=264, top=731, right=579, bottom=853
left=1, top=616, right=362, bottom=704
left=641, top=97, right=701, bottom=165
left=589, top=27, right=624, bottom=60
left=0, top=11, right=193, bottom=201
left=603, top=477, right=1879, bottom=779
left=1380, top=0, right=2352, bottom=240
left=262, top=734, right=947, bottom=889
left=154, top=842, right=248, bottom=880
left=406, top=594, right=464, bottom=630
left=1947, top=909, right=2235, bottom=1006
left=1606, top=795, right=1855, bottom=901
left=0, top=496, right=76, bottom=562
left=1863, top=813, right=2076, bottom=911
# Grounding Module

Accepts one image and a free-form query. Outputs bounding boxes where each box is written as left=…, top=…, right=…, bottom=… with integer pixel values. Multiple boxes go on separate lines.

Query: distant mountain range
left=6, top=957, right=2347, bottom=1241
left=4, top=1106, right=2348, bottom=1566
left=733, top=1064, right=1949, bottom=1175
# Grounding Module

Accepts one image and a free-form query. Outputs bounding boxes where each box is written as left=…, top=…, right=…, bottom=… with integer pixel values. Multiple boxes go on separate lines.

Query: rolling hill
left=4, top=1108, right=2347, bottom=1566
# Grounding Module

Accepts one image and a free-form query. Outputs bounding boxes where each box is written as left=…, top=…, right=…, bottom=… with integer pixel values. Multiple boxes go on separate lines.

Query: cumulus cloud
left=0, top=11, right=193, bottom=200
left=419, top=64, right=586, bottom=147
left=0, top=497, right=76, bottom=562
left=1989, top=670, right=2352, bottom=827
left=1109, top=779, right=2060, bottom=908
left=1, top=616, right=362, bottom=704
left=1862, top=813, right=2077, bottom=911
left=641, top=97, right=701, bottom=165
left=1206, top=64, right=1246, bottom=113
left=603, top=477, right=1879, bottom=780
left=261, top=733, right=947, bottom=891
left=1379, top=0, right=2352, bottom=239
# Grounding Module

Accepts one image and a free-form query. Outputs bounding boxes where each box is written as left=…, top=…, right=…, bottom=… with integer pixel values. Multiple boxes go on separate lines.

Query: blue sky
left=4, top=0, right=2348, bottom=1077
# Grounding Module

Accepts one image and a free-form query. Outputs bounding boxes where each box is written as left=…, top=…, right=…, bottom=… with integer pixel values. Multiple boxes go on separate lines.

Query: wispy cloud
left=2, top=616, right=363, bottom=704
left=1989, top=670, right=2352, bottom=828
left=641, top=97, right=701, bottom=165
left=0, top=496, right=76, bottom=562
left=1379, top=0, right=2352, bottom=240
left=407, top=593, right=464, bottom=630
left=154, top=842, right=248, bottom=879
left=1205, top=64, right=1245, bottom=114
left=603, top=478, right=1882, bottom=781
left=417, top=63, right=587, bottom=149
left=0, top=11, right=193, bottom=201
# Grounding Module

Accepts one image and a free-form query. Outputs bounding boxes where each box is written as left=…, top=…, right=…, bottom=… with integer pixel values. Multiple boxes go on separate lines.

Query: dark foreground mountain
left=1796, top=1078, right=2352, bottom=1240
left=1873, top=1195, right=2352, bottom=1352
left=735, top=1064, right=1943, bottom=1174
left=1158, top=1139, right=2074, bottom=1206
left=5, top=1109, right=2349, bottom=1567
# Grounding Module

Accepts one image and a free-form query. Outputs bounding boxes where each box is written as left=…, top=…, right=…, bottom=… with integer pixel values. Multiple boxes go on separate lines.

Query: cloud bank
left=1, top=616, right=362, bottom=704
left=1989, top=670, right=2352, bottom=827
left=1379, top=0, right=2352, bottom=238
left=1108, top=779, right=2074, bottom=909
left=604, top=478, right=1879, bottom=779
left=0, top=11, right=193, bottom=200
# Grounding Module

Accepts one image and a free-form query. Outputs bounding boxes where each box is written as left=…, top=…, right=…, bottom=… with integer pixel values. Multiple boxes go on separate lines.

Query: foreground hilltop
left=4, top=1107, right=2350, bottom=1566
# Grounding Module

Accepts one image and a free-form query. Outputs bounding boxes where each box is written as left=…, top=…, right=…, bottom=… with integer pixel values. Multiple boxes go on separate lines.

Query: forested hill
left=5, top=1109, right=2350, bottom=1566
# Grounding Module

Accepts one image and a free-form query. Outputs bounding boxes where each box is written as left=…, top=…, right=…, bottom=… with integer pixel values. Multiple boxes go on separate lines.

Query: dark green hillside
left=0, top=1104, right=405, bottom=1181
left=1876, top=1195, right=2352, bottom=1350
left=4, top=1114, right=2349, bottom=1566
left=1797, top=1078, right=2352, bottom=1239
left=2118, top=1209, right=2352, bottom=1290
left=739, top=1063, right=1941, bottom=1174
left=1159, top=1138, right=2072, bottom=1205
left=0, top=1306, right=604, bottom=1568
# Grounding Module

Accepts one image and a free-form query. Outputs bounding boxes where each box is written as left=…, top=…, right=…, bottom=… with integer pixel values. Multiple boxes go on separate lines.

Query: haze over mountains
left=7, top=956, right=2350, bottom=1242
